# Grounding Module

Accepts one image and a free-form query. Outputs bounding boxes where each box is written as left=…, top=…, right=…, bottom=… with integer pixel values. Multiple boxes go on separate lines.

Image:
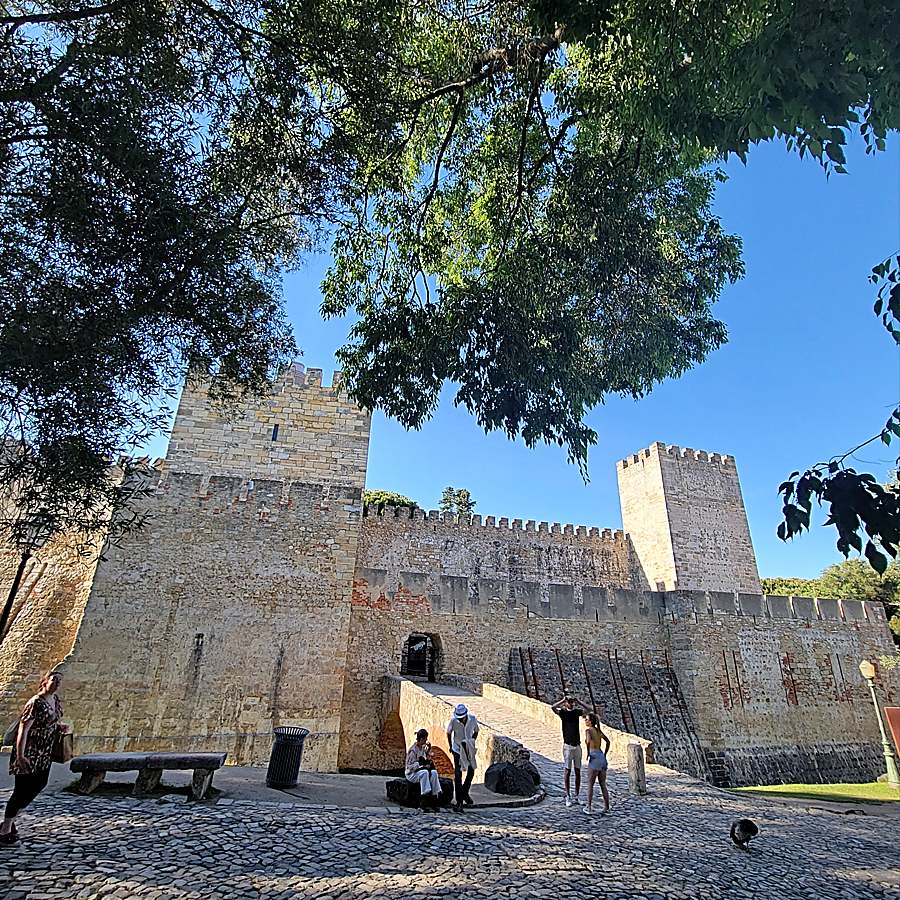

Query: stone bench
left=70, top=752, right=227, bottom=800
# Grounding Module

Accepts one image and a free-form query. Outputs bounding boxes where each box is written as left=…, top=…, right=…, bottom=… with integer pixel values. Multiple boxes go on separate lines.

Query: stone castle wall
left=2, top=369, right=897, bottom=787
left=8, top=366, right=371, bottom=769
left=344, top=567, right=898, bottom=784
left=0, top=533, right=103, bottom=727
left=58, top=472, right=363, bottom=769
left=339, top=507, right=656, bottom=770
left=666, top=591, right=897, bottom=785
left=344, top=504, right=896, bottom=784
left=618, top=442, right=762, bottom=594
left=167, top=365, right=369, bottom=483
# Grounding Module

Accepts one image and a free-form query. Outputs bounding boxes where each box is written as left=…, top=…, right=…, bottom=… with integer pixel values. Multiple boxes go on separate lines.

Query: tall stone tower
left=55, top=364, right=372, bottom=770
left=617, top=442, right=761, bottom=594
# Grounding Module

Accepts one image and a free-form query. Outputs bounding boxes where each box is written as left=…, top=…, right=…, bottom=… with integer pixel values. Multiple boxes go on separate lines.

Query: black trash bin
left=266, top=726, right=309, bottom=788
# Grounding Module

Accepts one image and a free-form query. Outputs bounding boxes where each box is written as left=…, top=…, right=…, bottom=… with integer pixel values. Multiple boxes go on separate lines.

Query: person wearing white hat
left=446, top=703, right=479, bottom=811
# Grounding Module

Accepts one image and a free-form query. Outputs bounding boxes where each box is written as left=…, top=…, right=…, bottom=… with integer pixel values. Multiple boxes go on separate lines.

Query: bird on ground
left=730, top=818, right=759, bottom=851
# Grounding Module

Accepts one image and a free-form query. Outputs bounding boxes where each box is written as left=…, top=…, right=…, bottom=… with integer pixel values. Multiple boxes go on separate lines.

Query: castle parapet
left=165, top=363, right=371, bottom=486
left=617, top=441, right=734, bottom=470
left=360, top=503, right=626, bottom=544
left=617, top=438, right=760, bottom=594
left=663, top=589, right=885, bottom=627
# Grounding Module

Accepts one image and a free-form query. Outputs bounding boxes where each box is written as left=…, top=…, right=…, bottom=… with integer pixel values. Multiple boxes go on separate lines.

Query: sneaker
left=583, top=806, right=593, bottom=815
left=565, top=795, right=573, bottom=808
left=463, top=796, right=474, bottom=807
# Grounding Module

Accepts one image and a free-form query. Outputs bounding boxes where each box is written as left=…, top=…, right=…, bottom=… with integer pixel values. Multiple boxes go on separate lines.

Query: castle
left=1, top=364, right=897, bottom=786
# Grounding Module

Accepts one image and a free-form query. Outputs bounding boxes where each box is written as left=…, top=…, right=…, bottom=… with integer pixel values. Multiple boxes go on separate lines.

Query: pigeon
left=730, top=818, right=759, bottom=851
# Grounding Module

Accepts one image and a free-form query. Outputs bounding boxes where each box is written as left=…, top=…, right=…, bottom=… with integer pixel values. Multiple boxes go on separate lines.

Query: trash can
left=266, top=726, right=309, bottom=788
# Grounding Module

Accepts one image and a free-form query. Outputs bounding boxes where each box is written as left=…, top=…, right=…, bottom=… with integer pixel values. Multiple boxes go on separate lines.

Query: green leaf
left=825, top=143, right=846, bottom=165
left=865, top=541, right=888, bottom=575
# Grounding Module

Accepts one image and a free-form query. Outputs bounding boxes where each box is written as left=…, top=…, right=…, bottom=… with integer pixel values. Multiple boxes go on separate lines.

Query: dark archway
left=401, top=633, right=438, bottom=681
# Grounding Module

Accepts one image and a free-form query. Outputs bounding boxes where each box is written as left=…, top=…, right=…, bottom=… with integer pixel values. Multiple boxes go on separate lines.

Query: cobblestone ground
left=1, top=687, right=898, bottom=899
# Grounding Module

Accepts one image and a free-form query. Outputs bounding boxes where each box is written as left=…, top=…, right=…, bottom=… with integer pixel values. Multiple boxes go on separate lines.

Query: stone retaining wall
left=384, top=676, right=522, bottom=784
left=481, top=682, right=653, bottom=766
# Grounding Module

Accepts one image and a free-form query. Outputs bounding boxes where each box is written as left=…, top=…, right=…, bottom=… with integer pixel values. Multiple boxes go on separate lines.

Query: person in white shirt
left=446, top=703, right=479, bottom=812
left=405, top=728, right=442, bottom=810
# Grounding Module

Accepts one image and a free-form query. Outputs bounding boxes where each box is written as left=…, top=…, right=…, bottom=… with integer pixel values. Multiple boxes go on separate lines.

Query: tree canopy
left=363, top=489, right=418, bottom=510
left=762, top=559, right=900, bottom=642
left=439, top=487, right=476, bottom=516
left=2, top=0, right=899, bottom=549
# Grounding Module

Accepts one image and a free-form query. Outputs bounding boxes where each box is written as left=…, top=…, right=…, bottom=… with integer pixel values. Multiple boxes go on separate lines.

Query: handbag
left=52, top=730, right=73, bottom=763
left=2, top=719, right=18, bottom=747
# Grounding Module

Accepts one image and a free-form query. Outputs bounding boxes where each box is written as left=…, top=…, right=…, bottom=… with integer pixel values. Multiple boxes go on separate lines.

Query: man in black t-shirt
left=552, top=695, right=587, bottom=807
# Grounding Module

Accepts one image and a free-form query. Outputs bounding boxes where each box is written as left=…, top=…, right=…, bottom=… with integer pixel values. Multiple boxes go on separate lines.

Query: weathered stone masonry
left=1, top=365, right=370, bottom=771
left=1, top=365, right=897, bottom=786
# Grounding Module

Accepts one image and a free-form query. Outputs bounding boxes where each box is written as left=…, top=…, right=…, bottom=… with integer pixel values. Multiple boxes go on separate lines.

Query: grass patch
left=735, top=781, right=900, bottom=804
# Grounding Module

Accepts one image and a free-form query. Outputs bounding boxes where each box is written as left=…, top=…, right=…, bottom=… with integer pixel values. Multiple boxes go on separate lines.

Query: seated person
left=405, top=728, right=442, bottom=810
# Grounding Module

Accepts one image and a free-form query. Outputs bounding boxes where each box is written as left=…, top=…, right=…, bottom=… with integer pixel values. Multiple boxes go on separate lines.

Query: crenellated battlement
left=361, top=503, right=627, bottom=543
left=165, top=362, right=371, bottom=487
left=664, top=589, right=886, bottom=626
left=115, top=455, right=165, bottom=474
left=617, top=441, right=734, bottom=470
left=267, top=362, right=347, bottom=394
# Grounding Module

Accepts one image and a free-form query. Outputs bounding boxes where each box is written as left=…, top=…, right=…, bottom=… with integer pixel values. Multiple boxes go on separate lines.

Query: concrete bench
left=70, top=752, right=226, bottom=800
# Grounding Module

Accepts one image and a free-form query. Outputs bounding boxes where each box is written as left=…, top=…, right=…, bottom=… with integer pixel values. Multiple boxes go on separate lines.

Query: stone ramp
left=421, top=683, right=629, bottom=800
left=509, top=647, right=709, bottom=780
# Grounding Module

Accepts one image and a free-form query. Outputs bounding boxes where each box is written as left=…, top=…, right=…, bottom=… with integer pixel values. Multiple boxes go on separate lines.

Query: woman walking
left=583, top=712, right=611, bottom=815
left=1, top=671, right=68, bottom=845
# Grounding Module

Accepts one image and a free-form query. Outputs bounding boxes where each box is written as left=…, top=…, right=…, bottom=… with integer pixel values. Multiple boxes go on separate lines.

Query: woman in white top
left=405, top=729, right=442, bottom=810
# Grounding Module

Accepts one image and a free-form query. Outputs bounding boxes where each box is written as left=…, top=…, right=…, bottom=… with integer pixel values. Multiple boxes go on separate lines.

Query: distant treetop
left=363, top=490, right=417, bottom=510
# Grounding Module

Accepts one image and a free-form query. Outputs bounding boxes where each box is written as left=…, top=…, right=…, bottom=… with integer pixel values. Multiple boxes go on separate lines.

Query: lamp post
left=0, top=509, right=54, bottom=646
left=858, top=659, right=900, bottom=789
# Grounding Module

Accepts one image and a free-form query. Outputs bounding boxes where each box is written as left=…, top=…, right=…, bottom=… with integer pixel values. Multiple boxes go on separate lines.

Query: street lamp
left=0, top=508, right=55, bottom=646
left=858, top=659, right=900, bottom=789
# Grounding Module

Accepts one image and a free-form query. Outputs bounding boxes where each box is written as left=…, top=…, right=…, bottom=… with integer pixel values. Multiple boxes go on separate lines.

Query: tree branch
left=497, top=66, right=543, bottom=256
left=535, top=91, right=565, bottom=178
left=412, top=25, right=566, bottom=108
left=0, top=40, right=81, bottom=103
left=416, top=90, right=464, bottom=240
left=0, top=2, right=124, bottom=28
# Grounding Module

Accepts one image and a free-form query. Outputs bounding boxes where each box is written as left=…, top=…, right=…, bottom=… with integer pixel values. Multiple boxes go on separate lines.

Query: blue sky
left=148, top=135, right=899, bottom=579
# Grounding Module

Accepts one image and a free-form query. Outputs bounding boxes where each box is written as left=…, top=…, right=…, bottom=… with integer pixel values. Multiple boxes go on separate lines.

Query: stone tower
left=53, top=364, right=372, bottom=770
left=616, top=442, right=761, bottom=594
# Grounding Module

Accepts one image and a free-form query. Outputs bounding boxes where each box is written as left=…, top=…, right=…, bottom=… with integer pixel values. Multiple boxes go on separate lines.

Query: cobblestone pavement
left=2, top=687, right=898, bottom=899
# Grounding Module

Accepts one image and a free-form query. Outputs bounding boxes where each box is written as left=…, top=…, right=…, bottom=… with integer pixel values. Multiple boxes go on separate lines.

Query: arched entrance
left=400, top=633, right=438, bottom=681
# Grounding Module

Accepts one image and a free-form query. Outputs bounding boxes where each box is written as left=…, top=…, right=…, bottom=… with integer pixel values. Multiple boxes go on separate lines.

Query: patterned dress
left=9, top=694, right=62, bottom=775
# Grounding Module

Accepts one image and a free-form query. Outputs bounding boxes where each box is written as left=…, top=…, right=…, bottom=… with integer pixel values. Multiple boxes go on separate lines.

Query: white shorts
left=562, top=743, right=582, bottom=771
